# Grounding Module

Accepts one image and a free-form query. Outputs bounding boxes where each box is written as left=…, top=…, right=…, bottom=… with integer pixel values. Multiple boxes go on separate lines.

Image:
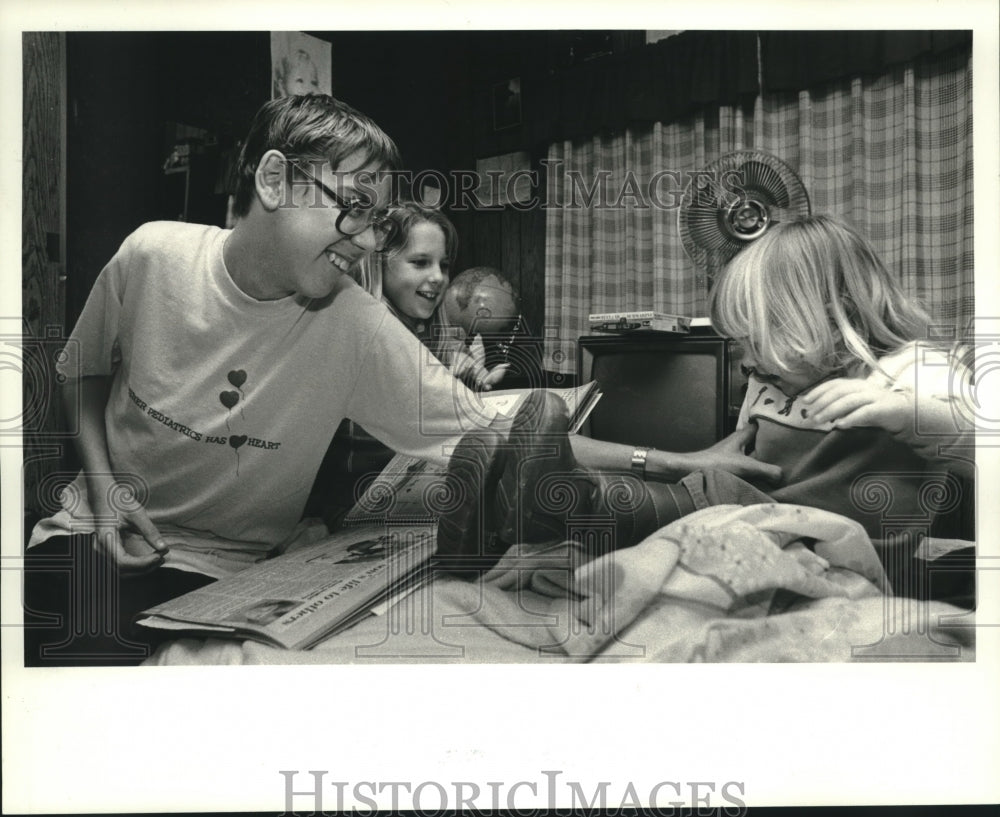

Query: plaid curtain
left=543, top=47, right=973, bottom=375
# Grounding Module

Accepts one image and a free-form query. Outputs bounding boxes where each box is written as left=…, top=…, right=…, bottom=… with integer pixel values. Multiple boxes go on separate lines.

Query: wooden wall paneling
left=449, top=208, right=475, bottom=273
left=22, top=33, right=65, bottom=339
left=22, top=32, right=68, bottom=528
left=500, top=206, right=521, bottom=288
left=474, top=208, right=504, bottom=270
left=519, top=161, right=547, bottom=341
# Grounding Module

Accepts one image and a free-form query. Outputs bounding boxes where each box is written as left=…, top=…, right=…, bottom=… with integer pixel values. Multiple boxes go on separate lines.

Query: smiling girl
left=380, top=203, right=455, bottom=333
left=309, top=202, right=508, bottom=528
left=364, top=201, right=509, bottom=389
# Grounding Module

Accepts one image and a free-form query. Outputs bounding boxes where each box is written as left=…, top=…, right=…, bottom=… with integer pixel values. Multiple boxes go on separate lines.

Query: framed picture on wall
left=271, top=31, right=332, bottom=99
left=475, top=151, right=533, bottom=205
left=492, top=77, right=522, bottom=131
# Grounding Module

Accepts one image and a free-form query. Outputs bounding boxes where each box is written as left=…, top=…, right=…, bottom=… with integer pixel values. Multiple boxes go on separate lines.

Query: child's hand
left=675, top=425, right=783, bottom=484
left=457, top=334, right=511, bottom=391
left=702, top=425, right=781, bottom=482
left=89, top=478, right=170, bottom=575
left=801, top=377, right=910, bottom=433
left=475, top=362, right=511, bottom=391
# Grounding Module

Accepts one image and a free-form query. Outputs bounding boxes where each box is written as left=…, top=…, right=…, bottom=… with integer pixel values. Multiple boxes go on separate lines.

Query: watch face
left=631, top=448, right=649, bottom=477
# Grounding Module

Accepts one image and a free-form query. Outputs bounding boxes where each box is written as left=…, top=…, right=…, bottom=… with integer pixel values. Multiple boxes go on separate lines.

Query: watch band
left=631, top=447, right=652, bottom=479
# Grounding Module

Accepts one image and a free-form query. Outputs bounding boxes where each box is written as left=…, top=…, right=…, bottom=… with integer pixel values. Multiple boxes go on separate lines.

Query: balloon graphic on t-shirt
left=227, top=369, right=248, bottom=421
left=222, top=369, right=250, bottom=475
left=219, top=389, right=241, bottom=431
left=228, top=432, right=247, bottom=476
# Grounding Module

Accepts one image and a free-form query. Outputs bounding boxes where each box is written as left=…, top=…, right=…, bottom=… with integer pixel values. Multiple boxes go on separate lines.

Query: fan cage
left=678, top=151, right=811, bottom=279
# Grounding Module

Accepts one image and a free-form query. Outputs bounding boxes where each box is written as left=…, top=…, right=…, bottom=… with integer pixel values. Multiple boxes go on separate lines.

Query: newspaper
left=137, top=524, right=435, bottom=649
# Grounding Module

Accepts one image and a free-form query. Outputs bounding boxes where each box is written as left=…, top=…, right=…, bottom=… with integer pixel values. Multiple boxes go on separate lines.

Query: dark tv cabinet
left=577, top=328, right=747, bottom=452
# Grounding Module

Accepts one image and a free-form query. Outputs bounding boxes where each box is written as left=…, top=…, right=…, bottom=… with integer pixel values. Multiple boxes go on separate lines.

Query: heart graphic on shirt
left=764, top=398, right=775, bottom=406
left=228, top=370, right=247, bottom=388
left=229, top=435, right=247, bottom=450
left=220, top=391, right=239, bottom=409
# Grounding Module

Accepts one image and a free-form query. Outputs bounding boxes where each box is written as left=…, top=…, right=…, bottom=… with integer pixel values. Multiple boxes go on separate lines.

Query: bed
left=145, top=502, right=975, bottom=665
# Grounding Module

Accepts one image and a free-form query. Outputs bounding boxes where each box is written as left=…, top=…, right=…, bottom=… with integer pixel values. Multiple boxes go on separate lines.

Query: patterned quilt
left=146, top=503, right=974, bottom=665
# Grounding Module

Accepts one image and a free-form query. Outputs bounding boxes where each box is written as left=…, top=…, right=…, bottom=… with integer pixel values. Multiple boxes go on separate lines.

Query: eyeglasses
left=289, top=161, right=397, bottom=251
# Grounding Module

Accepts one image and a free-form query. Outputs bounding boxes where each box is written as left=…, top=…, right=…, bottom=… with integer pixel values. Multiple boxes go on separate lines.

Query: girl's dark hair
left=231, top=94, right=401, bottom=218
left=381, top=201, right=459, bottom=266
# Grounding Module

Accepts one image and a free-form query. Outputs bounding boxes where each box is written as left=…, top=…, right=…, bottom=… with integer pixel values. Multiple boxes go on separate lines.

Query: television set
left=576, top=333, right=746, bottom=453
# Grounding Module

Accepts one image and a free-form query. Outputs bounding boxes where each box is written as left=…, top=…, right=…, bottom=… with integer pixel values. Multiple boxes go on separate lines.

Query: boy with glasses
left=24, top=94, right=489, bottom=664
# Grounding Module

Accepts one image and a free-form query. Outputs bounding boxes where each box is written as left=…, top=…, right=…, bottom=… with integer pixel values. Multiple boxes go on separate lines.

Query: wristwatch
left=631, top=447, right=653, bottom=479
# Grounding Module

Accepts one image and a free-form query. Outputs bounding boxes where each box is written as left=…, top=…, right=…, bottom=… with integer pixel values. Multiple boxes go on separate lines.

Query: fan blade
left=687, top=167, right=743, bottom=209
left=682, top=208, right=728, bottom=250
left=684, top=214, right=745, bottom=256
left=736, top=160, right=791, bottom=207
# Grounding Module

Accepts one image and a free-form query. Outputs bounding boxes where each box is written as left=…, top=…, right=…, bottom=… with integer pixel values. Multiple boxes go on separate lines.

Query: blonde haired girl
left=711, top=214, right=931, bottom=395
left=710, top=215, right=973, bottom=596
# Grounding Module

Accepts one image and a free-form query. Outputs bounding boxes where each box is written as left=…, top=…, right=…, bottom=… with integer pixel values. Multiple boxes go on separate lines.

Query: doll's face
left=382, top=221, right=450, bottom=322
left=283, top=51, right=319, bottom=96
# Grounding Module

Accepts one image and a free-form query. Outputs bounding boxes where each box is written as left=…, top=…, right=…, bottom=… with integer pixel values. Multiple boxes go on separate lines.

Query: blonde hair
left=709, top=215, right=931, bottom=379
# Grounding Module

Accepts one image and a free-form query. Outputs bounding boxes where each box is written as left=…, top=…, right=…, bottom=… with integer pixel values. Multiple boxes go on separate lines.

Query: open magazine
left=470, top=381, right=602, bottom=435
left=343, top=382, right=602, bottom=527
left=137, top=525, right=435, bottom=649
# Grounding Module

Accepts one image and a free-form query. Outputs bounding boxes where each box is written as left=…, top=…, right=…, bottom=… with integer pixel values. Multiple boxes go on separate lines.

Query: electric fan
left=678, top=150, right=811, bottom=282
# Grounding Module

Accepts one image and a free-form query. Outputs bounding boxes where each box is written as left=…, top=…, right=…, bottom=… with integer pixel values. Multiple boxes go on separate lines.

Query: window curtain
left=543, top=46, right=973, bottom=375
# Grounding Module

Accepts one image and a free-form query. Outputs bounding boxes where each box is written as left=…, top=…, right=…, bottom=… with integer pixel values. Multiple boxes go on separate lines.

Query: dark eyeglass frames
left=289, top=161, right=397, bottom=251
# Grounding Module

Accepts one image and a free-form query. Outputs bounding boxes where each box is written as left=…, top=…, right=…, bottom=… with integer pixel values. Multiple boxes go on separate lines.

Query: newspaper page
left=137, top=524, right=435, bottom=649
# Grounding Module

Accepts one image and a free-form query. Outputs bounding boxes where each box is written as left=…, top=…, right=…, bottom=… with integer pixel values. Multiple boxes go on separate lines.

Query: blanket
left=146, top=503, right=974, bottom=665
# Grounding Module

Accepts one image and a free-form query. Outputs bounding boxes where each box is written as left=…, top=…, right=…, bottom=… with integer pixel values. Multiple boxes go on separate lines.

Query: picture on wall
left=492, top=76, right=522, bottom=130
left=475, top=151, right=533, bottom=205
left=271, top=31, right=332, bottom=99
